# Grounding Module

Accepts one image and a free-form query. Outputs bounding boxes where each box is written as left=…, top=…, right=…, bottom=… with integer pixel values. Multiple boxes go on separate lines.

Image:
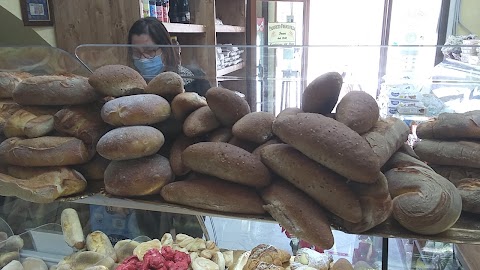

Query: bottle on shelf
left=177, top=0, right=190, bottom=24
left=156, top=0, right=163, bottom=21
left=169, top=0, right=179, bottom=23
left=149, top=0, right=157, bottom=18
left=142, top=0, right=150, bottom=18
left=163, top=0, right=170, bottom=23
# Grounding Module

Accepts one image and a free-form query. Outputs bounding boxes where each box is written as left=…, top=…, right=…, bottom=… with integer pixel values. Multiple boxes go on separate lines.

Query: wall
left=457, top=0, right=480, bottom=35
left=0, top=0, right=56, bottom=46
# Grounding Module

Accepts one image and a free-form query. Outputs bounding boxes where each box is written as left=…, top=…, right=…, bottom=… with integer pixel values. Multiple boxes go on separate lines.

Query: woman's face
left=131, top=34, right=162, bottom=59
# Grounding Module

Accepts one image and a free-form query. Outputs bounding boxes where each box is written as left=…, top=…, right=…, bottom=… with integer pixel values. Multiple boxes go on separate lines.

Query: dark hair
left=128, top=17, right=180, bottom=71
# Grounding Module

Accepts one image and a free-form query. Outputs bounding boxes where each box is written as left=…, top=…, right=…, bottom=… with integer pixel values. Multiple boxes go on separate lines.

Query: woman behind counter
left=128, top=17, right=211, bottom=96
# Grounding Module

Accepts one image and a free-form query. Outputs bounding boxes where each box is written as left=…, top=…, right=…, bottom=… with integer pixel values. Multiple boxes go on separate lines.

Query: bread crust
left=301, top=72, right=342, bottom=115
left=160, top=175, right=266, bottom=214
left=13, top=75, right=99, bottom=105
left=232, top=112, right=275, bottom=144
left=206, top=87, right=251, bottom=126
left=273, top=113, right=380, bottom=183
left=88, top=65, right=147, bottom=97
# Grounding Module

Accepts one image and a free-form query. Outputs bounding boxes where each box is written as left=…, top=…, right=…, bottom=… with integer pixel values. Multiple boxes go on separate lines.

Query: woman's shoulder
left=177, top=65, right=195, bottom=85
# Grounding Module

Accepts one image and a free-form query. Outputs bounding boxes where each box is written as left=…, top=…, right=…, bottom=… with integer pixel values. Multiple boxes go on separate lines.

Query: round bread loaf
left=97, top=126, right=164, bottom=161
left=171, top=92, right=207, bottom=120
left=0, top=72, right=32, bottom=98
left=13, top=75, right=99, bottom=106
left=101, top=94, right=170, bottom=126
left=273, top=113, right=380, bottom=183
left=451, top=178, right=480, bottom=214
left=206, top=87, right=251, bottom=126
left=183, top=106, right=220, bottom=137
left=0, top=136, right=93, bottom=167
left=75, top=154, right=110, bottom=181
left=331, top=258, right=354, bottom=270
left=385, top=166, right=462, bottom=235
left=160, top=175, right=266, bottom=214
left=169, top=134, right=196, bottom=176
left=88, top=65, right=147, bottom=97
left=301, top=72, right=343, bottom=114
left=232, top=112, right=275, bottom=144
left=145, top=71, right=185, bottom=100
left=104, top=154, right=173, bottom=196
left=262, top=180, right=334, bottom=249
left=260, top=144, right=362, bottom=223
left=182, top=142, right=271, bottom=188
left=335, top=91, right=379, bottom=134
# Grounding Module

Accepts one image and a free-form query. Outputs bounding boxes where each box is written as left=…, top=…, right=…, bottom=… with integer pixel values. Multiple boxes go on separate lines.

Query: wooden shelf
left=215, top=24, right=245, bottom=33
left=217, top=62, right=245, bottom=76
left=164, top=23, right=206, bottom=33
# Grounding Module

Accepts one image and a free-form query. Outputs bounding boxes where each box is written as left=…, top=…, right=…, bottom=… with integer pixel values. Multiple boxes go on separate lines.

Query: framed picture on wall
left=20, top=0, right=55, bottom=26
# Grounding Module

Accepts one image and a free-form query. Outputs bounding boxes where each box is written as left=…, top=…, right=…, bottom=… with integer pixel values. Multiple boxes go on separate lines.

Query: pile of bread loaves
left=0, top=66, right=476, bottom=250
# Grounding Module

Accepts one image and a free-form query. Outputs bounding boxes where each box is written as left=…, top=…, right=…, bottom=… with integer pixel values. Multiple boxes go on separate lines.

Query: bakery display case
left=0, top=45, right=478, bottom=270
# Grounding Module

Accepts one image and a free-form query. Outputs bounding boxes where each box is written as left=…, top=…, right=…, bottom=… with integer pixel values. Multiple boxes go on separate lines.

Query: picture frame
left=19, top=0, right=55, bottom=26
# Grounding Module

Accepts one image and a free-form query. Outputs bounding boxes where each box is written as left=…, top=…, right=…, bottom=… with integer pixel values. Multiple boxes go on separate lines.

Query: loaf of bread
left=416, top=111, right=480, bottom=140
left=414, top=140, right=480, bottom=168
left=273, top=113, right=380, bottom=183
left=0, top=102, right=21, bottom=133
left=335, top=91, right=379, bottom=134
left=252, top=138, right=282, bottom=156
left=276, top=107, right=303, bottom=120
left=301, top=72, right=343, bottom=115
left=97, top=126, right=164, bottom=160
left=260, top=144, right=362, bottom=223
left=160, top=175, right=266, bottom=214
left=0, top=167, right=87, bottom=203
left=337, top=173, right=392, bottom=233
left=171, top=92, right=208, bottom=120
left=262, top=180, right=334, bottom=249
left=431, top=165, right=480, bottom=182
left=232, top=112, right=275, bottom=144
left=75, top=154, right=110, bottom=181
left=101, top=94, right=171, bottom=126
left=206, top=87, right=251, bottom=126
left=13, top=75, right=99, bottom=105
left=208, top=128, right=233, bottom=143
left=182, top=142, right=271, bottom=188
left=3, top=109, right=54, bottom=138
left=384, top=166, right=462, bottom=234
left=170, top=135, right=196, bottom=176
left=104, top=154, right=173, bottom=196
left=86, top=231, right=117, bottom=261
left=362, top=117, right=410, bottom=167
left=0, top=71, right=32, bottom=98
left=88, top=65, right=147, bottom=97
left=183, top=106, right=220, bottom=137
left=61, top=208, right=85, bottom=249
left=383, top=152, right=430, bottom=172
left=450, top=178, right=480, bottom=214
left=54, top=104, right=108, bottom=145
left=228, top=136, right=258, bottom=153
left=0, top=136, right=93, bottom=166
left=145, top=71, right=185, bottom=100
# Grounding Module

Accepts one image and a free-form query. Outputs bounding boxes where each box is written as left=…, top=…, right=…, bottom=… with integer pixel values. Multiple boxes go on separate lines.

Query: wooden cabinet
left=53, top=0, right=248, bottom=87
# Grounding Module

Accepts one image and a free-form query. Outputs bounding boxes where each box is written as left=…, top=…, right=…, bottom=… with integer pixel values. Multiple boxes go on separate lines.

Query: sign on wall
left=268, top=22, right=296, bottom=45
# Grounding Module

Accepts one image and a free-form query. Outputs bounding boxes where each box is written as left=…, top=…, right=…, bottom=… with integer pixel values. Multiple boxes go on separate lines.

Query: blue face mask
left=133, top=55, right=164, bottom=77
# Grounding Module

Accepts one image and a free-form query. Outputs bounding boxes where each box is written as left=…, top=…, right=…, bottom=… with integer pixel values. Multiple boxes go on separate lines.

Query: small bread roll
left=114, top=240, right=140, bottom=263
left=3, top=109, right=36, bottom=137
left=88, top=65, right=147, bottom=97
left=335, top=91, right=379, bottom=134
left=13, top=75, right=100, bottom=106
left=61, top=208, right=85, bottom=249
left=97, top=126, right=164, bottom=160
left=183, top=106, right=220, bottom=137
left=232, top=112, right=275, bottom=144
left=22, top=257, right=48, bottom=270
left=3, top=236, right=24, bottom=252
left=133, top=239, right=162, bottom=261
left=58, top=251, right=115, bottom=270
left=0, top=252, right=19, bottom=269
left=86, top=231, right=117, bottom=262
left=331, top=258, right=353, bottom=270
left=171, top=92, right=207, bottom=120
left=2, top=260, right=23, bottom=270
left=302, top=72, right=343, bottom=115
left=183, top=142, right=271, bottom=188
left=104, top=154, right=173, bottom=196
left=24, top=115, right=55, bottom=138
left=101, top=94, right=170, bottom=126
left=145, top=71, right=185, bottom=100
left=206, top=87, right=251, bottom=126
